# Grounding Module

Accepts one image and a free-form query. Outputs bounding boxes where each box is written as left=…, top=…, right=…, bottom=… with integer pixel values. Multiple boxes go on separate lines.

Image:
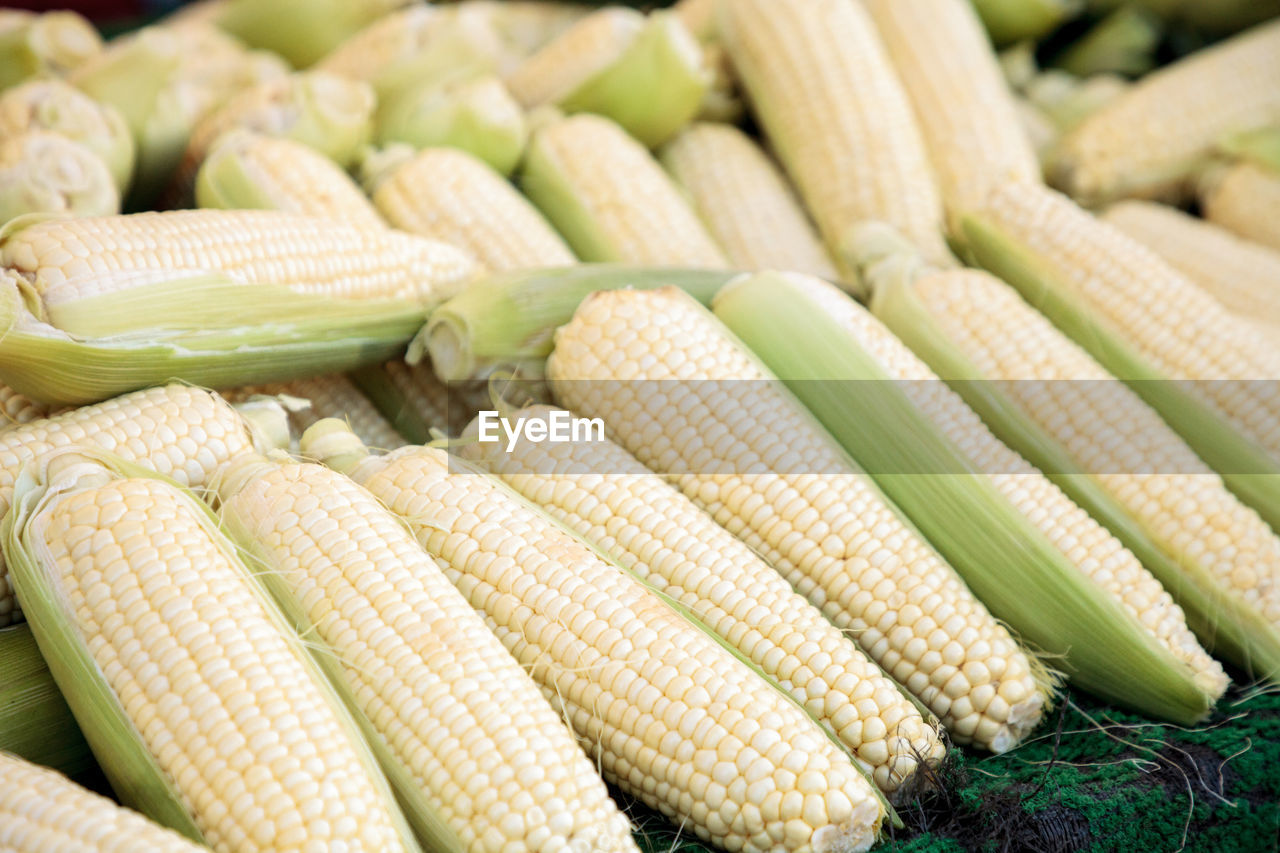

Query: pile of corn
left=0, top=1, right=1277, bottom=851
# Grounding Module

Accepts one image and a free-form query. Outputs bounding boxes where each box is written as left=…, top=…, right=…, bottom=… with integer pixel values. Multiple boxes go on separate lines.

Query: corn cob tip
left=355, top=142, right=417, bottom=194
left=845, top=221, right=927, bottom=276
left=225, top=397, right=292, bottom=453
left=299, top=417, right=371, bottom=473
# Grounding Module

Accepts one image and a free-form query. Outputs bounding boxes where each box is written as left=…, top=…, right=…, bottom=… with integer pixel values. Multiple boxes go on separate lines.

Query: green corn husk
left=0, top=79, right=135, bottom=192
left=713, top=271, right=1219, bottom=724
left=0, top=132, right=119, bottom=222
left=957, top=202, right=1280, bottom=535
left=0, top=269, right=428, bottom=407
left=415, top=264, right=736, bottom=382
left=1087, top=0, right=1280, bottom=34
left=970, top=0, right=1083, bottom=45
left=216, top=0, right=411, bottom=68
left=347, top=361, right=491, bottom=444
left=1217, top=126, right=1280, bottom=173
left=1026, top=70, right=1131, bottom=132
left=2, top=448, right=420, bottom=850
left=870, top=266, right=1280, bottom=685
left=0, top=11, right=102, bottom=91
left=1052, top=7, right=1163, bottom=77
left=0, top=624, right=92, bottom=779
left=469, top=0, right=595, bottom=59
left=375, top=75, right=527, bottom=176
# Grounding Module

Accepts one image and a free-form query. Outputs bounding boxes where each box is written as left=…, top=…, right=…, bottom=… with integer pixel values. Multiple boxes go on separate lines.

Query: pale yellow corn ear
left=215, top=0, right=412, bottom=68
left=221, top=373, right=406, bottom=451
left=4, top=449, right=419, bottom=852
left=368, top=146, right=575, bottom=272
left=1102, top=199, right=1280, bottom=329
left=0, top=79, right=135, bottom=192
left=458, top=1, right=596, bottom=60
left=674, top=0, right=718, bottom=40
left=1012, top=95, right=1060, bottom=163
left=196, top=129, right=385, bottom=229
left=213, top=452, right=639, bottom=853
left=1052, top=19, right=1280, bottom=205
left=872, top=262, right=1280, bottom=683
left=1198, top=161, right=1280, bottom=252
left=0, top=751, right=207, bottom=853
left=2, top=208, right=476, bottom=305
left=863, top=0, right=1041, bottom=228
left=0, top=383, right=55, bottom=429
left=0, top=131, right=119, bottom=222
left=717, top=0, right=954, bottom=290
left=0, top=624, right=91, bottom=778
left=0, top=385, right=278, bottom=628
left=661, top=123, right=839, bottom=280
left=305, top=425, right=889, bottom=853
left=520, top=112, right=729, bottom=267
left=0, top=10, right=102, bottom=90
left=547, top=286, right=1051, bottom=751
left=1026, top=71, right=1131, bottom=134
left=460, top=403, right=947, bottom=796
left=505, top=8, right=641, bottom=108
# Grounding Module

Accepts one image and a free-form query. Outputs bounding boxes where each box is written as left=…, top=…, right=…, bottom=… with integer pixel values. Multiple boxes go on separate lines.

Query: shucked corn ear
left=0, top=383, right=54, bottom=429
left=3, top=449, right=418, bottom=851
left=1102, top=200, right=1280, bottom=330
left=0, top=79, right=134, bottom=191
left=220, top=374, right=406, bottom=451
left=366, top=146, right=574, bottom=273
left=957, top=182, right=1280, bottom=530
left=520, top=113, right=728, bottom=267
left=714, top=266, right=1226, bottom=720
left=661, top=122, right=839, bottom=280
left=862, top=0, right=1042, bottom=228
left=1198, top=160, right=1280, bottom=253
left=0, top=10, right=102, bottom=90
left=0, top=131, right=119, bottom=222
left=0, top=624, right=91, bottom=778
left=373, top=75, right=527, bottom=177
left=505, top=7, right=707, bottom=148
left=461, top=403, right=946, bottom=796
left=0, top=384, right=278, bottom=626
left=872, top=261, right=1280, bottom=683
left=547, top=287, right=1050, bottom=750
left=306, top=424, right=889, bottom=853
left=0, top=751, right=206, bottom=853
left=718, top=0, right=953, bottom=291
left=196, top=129, right=385, bottom=229
left=216, top=0, right=411, bottom=68
left=417, top=265, right=735, bottom=383
left=213, top=452, right=637, bottom=852
left=1051, top=19, right=1280, bottom=205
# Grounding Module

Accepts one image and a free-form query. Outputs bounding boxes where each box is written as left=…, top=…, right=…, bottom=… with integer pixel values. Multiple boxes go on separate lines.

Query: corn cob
left=862, top=0, right=1042, bottom=228
left=174, top=70, right=375, bottom=204
left=0, top=131, right=119, bottom=222
left=212, top=453, right=638, bottom=852
left=504, top=8, right=706, bottom=147
left=547, top=287, right=1050, bottom=751
left=0, top=751, right=207, bottom=853
left=1102, top=200, right=1280, bottom=329
left=0, top=383, right=54, bottom=429
left=959, top=182, right=1280, bottom=517
left=970, top=0, right=1081, bottom=44
left=674, top=0, right=717, bottom=40
left=221, top=374, right=406, bottom=451
left=717, top=0, right=953, bottom=289
left=1012, top=96, right=1060, bottom=163
left=306, top=423, right=890, bottom=853
left=367, top=146, right=574, bottom=273
left=660, top=123, right=839, bottom=280
left=0, top=10, right=102, bottom=90
left=4, top=449, right=418, bottom=851
left=1052, top=6, right=1162, bottom=77
left=2, top=208, right=475, bottom=305
left=1198, top=161, right=1280, bottom=253
left=461, top=1, right=596, bottom=61
left=1026, top=71, right=1130, bottom=133
left=714, top=267, right=1227, bottom=716
left=1052, top=19, right=1280, bottom=205
left=872, top=262, right=1280, bottom=683
left=520, top=113, right=728, bottom=267
left=373, top=75, right=528, bottom=176
left=0, top=624, right=91, bottom=778
left=0, top=79, right=135, bottom=192
left=460, top=403, right=946, bottom=795
left=216, top=0, right=411, bottom=68
left=195, top=129, right=385, bottom=229
left=0, top=385, right=278, bottom=627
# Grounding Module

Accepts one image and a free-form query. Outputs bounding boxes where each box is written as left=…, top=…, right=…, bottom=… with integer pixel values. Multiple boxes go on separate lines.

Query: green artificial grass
left=628, top=684, right=1280, bottom=852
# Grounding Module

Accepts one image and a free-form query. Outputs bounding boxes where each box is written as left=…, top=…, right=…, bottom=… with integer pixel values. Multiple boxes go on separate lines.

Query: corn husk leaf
left=970, top=0, right=1083, bottom=45
left=216, top=0, right=410, bottom=68
left=0, top=623, right=93, bottom=779
left=0, top=11, right=102, bottom=90
left=714, top=271, right=1217, bottom=723
left=1051, top=6, right=1163, bottom=77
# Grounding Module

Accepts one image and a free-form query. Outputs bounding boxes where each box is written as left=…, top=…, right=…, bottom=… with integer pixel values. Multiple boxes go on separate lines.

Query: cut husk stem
left=871, top=270, right=1280, bottom=684
left=714, top=271, right=1218, bottom=723
left=415, top=264, right=735, bottom=382
left=0, top=623, right=93, bottom=779
left=958, top=210, right=1280, bottom=535
left=0, top=271, right=427, bottom=407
